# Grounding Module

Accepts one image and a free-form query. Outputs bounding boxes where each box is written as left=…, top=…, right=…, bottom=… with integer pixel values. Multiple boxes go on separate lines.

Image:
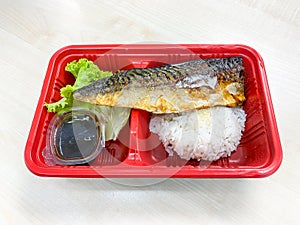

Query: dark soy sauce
left=55, top=114, right=99, bottom=160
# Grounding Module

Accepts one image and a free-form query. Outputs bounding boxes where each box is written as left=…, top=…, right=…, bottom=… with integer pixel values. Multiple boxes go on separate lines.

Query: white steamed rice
left=149, top=106, right=246, bottom=161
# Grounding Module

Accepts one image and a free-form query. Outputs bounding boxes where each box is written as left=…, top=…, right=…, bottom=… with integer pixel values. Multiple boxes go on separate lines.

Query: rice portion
left=149, top=106, right=246, bottom=161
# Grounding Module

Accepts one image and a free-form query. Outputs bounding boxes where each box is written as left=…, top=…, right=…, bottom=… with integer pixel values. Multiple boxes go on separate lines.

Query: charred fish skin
left=73, top=57, right=245, bottom=113
left=74, top=57, right=243, bottom=95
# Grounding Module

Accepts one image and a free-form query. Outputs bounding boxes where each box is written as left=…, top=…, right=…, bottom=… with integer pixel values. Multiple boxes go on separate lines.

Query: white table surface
left=1, top=0, right=299, bottom=224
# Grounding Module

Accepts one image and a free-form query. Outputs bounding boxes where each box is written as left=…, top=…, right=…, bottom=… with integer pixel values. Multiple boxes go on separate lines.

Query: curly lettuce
left=44, top=58, right=112, bottom=113
left=44, top=58, right=130, bottom=141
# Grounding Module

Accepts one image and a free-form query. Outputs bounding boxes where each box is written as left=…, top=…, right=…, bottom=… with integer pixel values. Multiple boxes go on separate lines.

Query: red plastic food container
left=24, top=44, right=282, bottom=178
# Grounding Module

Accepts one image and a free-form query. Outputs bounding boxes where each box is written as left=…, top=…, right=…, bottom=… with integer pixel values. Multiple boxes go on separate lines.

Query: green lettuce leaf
left=99, top=106, right=131, bottom=141
left=44, top=85, right=75, bottom=113
left=44, top=58, right=113, bottom=114
left=44, top=58, right=130, bottom=141
left=66, top=58, right=112, bottom=88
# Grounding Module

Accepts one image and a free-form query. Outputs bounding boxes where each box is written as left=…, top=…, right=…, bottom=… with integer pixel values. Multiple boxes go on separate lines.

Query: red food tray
left=24, top=44, right=282, bottom=178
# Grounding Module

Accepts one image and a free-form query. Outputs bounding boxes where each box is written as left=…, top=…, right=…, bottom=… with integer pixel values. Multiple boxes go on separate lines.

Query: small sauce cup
left=43, top=107, right=105, bottom=165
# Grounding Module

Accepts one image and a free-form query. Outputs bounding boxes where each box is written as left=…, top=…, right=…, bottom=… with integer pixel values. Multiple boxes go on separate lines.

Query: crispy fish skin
left=73, top=57, right=245, bottom=114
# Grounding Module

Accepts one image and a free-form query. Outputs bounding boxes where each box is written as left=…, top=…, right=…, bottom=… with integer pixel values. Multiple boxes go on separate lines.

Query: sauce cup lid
left=43, top=107, right=106, bottom=166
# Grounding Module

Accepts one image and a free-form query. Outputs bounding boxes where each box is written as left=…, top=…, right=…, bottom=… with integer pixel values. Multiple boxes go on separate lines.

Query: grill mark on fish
left=73, top=57, right=245, bottom=113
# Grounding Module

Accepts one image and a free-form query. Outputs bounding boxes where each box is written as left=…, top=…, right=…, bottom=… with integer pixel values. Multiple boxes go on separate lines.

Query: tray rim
left=24, top=44, right=283, bottom=178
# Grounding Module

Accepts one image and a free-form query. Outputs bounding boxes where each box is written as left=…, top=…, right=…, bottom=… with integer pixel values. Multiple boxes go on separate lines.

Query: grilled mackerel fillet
left=73, top=57, right=245, bottom=114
